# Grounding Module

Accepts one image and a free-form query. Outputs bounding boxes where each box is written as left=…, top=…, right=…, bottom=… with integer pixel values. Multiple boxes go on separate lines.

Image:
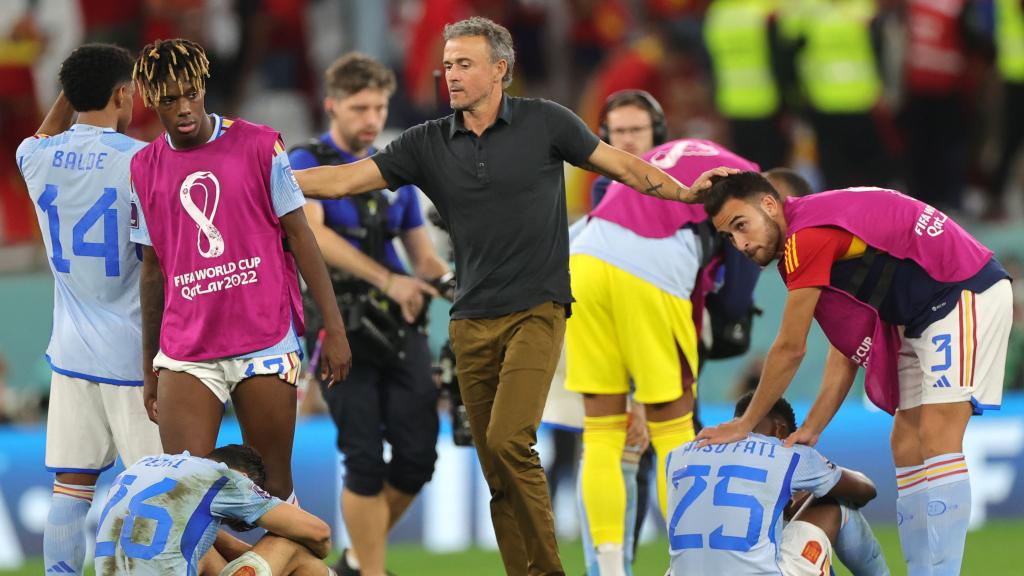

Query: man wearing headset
left=565, top=90, right=761, bottom=575
left=590, top=91, right=668, bottom=208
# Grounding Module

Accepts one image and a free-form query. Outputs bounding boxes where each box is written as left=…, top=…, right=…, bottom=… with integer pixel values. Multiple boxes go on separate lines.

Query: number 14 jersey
left=17, top=125, right=147, bottom=384
left=665, top=433, right=842, bottom=575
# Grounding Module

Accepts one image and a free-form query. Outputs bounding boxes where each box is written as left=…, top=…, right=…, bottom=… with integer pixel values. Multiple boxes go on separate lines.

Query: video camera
left=437, top=340, right=473, bottom=447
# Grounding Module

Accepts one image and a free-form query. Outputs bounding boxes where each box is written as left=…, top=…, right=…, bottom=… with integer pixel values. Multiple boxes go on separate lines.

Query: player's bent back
left=95, top=451, right=281, bottom=575
left=665, top=434, right=842, bottom=575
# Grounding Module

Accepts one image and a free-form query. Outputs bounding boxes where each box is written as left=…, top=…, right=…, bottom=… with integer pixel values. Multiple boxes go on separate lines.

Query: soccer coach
left=294, top=16, right=726, bottom=576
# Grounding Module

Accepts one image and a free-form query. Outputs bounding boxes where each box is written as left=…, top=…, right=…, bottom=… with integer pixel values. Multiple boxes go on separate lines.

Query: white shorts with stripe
left=779, top=520, right=833, bottom=576
left=898, top=279, right=1012, bottom=413
left=153, top=349, right=302, bottom=404
left=46, top=373, right=162, bottom=473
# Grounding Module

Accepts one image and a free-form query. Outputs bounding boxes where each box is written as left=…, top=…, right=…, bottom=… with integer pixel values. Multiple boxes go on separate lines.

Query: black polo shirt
left=372, top=95, right=601, bottom=319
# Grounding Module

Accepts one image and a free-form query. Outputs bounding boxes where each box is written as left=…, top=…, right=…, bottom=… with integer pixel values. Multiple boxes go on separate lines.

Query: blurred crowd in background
left=1, top=0, right=1023, bottom=423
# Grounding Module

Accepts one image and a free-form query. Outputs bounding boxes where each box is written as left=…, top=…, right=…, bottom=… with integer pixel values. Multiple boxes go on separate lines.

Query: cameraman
left=289, top=53, right=450, bottom=576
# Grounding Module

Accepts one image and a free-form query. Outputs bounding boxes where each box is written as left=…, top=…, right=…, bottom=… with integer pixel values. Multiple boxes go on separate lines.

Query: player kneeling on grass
left=665, top=394, right=888, bottom=575
left=95, top=444, right=335, bottom=576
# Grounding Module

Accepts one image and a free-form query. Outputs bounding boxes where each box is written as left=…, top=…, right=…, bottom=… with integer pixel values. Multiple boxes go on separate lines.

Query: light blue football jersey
left=665, top=434, right=842, bottom=575
left=16, top=125, right=147, bottom=384
left=94, top=452, right=282, bottom=576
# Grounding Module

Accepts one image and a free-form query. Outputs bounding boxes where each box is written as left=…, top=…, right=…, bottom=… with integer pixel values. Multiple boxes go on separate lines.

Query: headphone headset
left=599, top=89, right=667, bottom=146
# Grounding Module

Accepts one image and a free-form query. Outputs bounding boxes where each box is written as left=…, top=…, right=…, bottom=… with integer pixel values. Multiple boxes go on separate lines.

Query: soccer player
left=695, top=172, right=1012, bottom=575
left=667, top=394, right=887, bottom=575
left=567, top=135, right=759, bottom=576
left=94, top=444, right=334, bottom=575
left=129, top=38, right=352, bottom=502
left=15, top=44, right=163, bottom=575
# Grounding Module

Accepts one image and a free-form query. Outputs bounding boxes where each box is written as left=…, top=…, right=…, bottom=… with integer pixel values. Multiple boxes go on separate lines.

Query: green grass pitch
left=6, top=520, right=1020, bottom=575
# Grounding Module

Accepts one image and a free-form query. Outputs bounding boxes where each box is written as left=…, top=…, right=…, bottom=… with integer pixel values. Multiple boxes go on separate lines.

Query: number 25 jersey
left=665, top=433, right=842, bottom=575
left=16, top=125, right=147, bottom=384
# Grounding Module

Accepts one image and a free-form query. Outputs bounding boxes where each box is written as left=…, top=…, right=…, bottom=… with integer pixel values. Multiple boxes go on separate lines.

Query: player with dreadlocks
left=128, top=39, right=352, bottom=571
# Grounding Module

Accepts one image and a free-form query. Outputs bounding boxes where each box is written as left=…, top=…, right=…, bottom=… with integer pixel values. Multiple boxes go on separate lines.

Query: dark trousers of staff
left=449, top=301, right=567, bottom=576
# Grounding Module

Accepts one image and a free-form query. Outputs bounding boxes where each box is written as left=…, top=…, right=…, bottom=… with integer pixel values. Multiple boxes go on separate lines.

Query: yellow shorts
left=565, top=254, right=699, bottom=404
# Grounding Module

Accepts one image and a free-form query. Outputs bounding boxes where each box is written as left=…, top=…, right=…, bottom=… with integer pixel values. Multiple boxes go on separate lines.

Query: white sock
left=595, top=543, right=626, bottom=576
left=44, top=481, right=94, bottom=575
left=925, top=453, right=971, bottom=576
left=895, top=464, right=932, bottom=575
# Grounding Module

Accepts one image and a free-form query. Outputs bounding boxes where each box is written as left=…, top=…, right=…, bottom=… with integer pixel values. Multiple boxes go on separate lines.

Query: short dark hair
left=59, top=44, right=134, bottom=112
left=206, top=444, right=266, bottom=488
left=734, top=391, right=798, bottom=435
left=765, top=167, right=813, bottom=198
left=443, top=17, right=516, bottom=88
left=325, top=52, right=396, bottom=99
left=702, top=171, right=781, bottom=218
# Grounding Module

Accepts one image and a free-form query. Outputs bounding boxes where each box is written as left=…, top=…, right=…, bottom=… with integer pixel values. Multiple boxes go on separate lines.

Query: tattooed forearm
left=642, top=175, right=666, bottom=199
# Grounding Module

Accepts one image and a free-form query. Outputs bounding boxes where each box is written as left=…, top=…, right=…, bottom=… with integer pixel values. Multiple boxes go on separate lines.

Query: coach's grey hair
left=443, top=16, right=515, bottom=88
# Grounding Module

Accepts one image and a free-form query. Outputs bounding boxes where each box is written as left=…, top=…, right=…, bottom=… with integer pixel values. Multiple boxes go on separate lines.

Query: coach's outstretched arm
left=293, top=156, right=388, bottom=200
left=581, top=141, right=737, bottom=202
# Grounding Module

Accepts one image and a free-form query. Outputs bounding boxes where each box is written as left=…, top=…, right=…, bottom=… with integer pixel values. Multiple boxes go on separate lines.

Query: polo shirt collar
left=450, top=93, right=511, bottom=137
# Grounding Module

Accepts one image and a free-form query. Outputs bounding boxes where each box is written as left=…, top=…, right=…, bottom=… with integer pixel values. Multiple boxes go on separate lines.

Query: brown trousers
left=449, top=301, right=567, bottom=576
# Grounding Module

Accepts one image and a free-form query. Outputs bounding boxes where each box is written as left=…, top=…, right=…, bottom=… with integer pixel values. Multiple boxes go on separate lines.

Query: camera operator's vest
left=293, top=139, right=401, bottom=282
left=291, top=139, right=418, bottom=362
left=782, top=188, right=992, bottom=414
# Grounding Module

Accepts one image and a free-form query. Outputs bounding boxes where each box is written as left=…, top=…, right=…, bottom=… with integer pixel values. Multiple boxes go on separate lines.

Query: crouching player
left=95, top=444, right=335, bottom=575
left=666, top=394, right=888, bottom=575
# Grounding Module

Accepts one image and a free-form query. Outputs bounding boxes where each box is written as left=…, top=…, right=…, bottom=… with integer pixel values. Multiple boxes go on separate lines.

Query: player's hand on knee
left=784, top=425, right=820, bottom=448
left=144, top=373, right=159, bottom=424
left=320, top=326, right=353, bottom=386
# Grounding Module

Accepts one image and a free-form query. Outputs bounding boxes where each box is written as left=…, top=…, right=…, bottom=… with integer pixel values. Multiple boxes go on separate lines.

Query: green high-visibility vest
left=704, top=0, right=780, bottom=119
left=789, top=0, right=881, bottom=114
left=997, top=0, right=1024, bottom=82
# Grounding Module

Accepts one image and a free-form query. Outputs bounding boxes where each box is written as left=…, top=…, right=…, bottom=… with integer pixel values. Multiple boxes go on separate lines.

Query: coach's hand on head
left=581, top=143, right=741, bottom=204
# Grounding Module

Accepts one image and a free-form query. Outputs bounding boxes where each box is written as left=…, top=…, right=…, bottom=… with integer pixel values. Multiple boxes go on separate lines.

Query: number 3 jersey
left=94, top=452, right=282, bottom=576
left=16, top=125, right=147, bottom=384
left=665, top=434, right=842, bottom=575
